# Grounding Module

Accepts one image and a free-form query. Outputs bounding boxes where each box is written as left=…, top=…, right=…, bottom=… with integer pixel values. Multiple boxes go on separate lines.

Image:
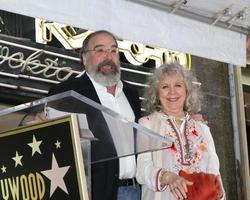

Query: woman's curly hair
left=142, top=63, right=202, bottom=114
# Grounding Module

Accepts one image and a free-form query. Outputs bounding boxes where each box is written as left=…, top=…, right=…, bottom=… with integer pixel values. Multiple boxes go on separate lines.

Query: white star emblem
left=41, top=153, right=70, bottom=197
left=28, top=135, right=42, bottom=156
left=55, top=140, right=61, bottom=149
left=1, top=165, right=6, bottom=173
left=12, top=151, right=23, bottom=167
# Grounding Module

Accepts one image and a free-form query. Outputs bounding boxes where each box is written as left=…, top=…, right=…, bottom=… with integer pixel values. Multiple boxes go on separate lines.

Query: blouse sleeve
left=198, top=122, right=220, bottom=174
left=136, top=116, right=165, bottom=192
left=199, top=123, right=226, bottom=199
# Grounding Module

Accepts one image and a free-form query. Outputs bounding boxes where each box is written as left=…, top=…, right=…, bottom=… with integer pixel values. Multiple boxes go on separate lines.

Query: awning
left=0, top=0, right=246, bottom=66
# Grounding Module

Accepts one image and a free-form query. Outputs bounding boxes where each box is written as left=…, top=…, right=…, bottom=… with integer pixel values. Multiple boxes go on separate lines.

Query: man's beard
left=88, top=59, right=121, bottom=87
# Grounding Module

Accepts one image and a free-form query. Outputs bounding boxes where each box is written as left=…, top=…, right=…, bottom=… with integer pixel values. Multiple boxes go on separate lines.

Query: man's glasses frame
left=86, top=45, right=119, bottom=56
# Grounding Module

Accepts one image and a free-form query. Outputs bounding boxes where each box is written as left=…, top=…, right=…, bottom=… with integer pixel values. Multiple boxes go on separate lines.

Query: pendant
left=184, top=153, right=191, bottom=161
left=184, top=144, right=191, bottom=162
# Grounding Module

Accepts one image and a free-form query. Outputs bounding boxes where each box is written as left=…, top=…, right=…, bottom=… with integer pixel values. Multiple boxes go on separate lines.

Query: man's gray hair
left=80, top=30, right=118, bottom=67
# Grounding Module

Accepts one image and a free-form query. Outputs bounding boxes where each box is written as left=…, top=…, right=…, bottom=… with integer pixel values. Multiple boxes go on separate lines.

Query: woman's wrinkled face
left=157, top=73, right=187, bottom=117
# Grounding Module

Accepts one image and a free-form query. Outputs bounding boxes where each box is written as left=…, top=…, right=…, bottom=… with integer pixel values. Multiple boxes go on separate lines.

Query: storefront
left=0, top=1, right=249, bottom=199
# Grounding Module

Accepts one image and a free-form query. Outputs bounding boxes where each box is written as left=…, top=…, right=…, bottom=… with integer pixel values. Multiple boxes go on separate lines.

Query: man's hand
left=190, top=113, right=208, bottom=125
left=34, top=112, right=47, bottom=121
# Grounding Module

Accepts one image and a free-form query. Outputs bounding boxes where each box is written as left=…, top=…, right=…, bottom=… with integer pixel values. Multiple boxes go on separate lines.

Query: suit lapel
left=123, top=82, right=141, bottom=122
left=77, top=73, right=101, bottom=104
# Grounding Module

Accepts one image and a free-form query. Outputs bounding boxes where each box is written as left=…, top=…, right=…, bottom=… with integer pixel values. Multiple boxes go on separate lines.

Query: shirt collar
left=160, top=111, right=190, bottom=121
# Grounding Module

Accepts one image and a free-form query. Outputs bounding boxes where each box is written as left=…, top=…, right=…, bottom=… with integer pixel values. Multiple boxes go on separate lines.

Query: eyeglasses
left=86, top=46, right=119, bottom=56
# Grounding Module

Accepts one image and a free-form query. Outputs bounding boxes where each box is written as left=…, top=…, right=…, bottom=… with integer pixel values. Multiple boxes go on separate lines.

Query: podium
left=0, top=91, right=172, bottom=200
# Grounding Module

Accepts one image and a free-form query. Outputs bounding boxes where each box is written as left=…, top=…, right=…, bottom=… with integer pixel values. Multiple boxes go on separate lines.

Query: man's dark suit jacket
left=49, top=73, right=141, bottom=200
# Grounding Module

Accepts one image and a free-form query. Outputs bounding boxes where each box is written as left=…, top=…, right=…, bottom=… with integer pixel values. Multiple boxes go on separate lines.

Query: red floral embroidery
left=170, top=144, right=177, bottom=152
left=191, top=128, right=199, bottom=136
left=199, top=143, right=207, bottom=152
left=166, top=131, right=174, bottom=138
left=161, top=142, right=168, bottom=147
left=194, top=151, right=199, bottom=159
left=162, top=131, right=174, bottom=147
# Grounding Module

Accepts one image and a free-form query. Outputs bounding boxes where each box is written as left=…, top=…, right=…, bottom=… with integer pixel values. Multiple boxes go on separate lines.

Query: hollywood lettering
left=0, top=172, right=45, bottom=200
left=0, top=45, right=77, bottom=81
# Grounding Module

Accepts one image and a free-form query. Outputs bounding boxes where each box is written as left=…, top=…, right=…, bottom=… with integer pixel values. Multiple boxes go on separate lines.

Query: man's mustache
left=97, top=60, right=119, bottom=72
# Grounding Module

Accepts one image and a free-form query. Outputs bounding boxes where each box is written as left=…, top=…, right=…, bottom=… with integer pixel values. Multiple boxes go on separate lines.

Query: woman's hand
left=161, top=171, right=193, bottom=199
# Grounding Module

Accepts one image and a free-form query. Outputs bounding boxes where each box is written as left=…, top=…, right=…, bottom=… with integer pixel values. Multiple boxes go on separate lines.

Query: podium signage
left=0, top=115, right=88, bottom=200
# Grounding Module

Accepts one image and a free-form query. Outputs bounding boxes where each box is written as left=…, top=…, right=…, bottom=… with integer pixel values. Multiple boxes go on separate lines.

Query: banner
left=0, top=0, right=246, bottom=66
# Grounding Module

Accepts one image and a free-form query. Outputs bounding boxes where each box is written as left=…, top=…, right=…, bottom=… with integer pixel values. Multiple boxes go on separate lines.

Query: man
left=49, top=30, right=141, bottom=200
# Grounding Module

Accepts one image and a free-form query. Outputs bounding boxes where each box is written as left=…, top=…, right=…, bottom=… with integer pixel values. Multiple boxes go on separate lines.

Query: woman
left=136, top=63, right=224, bottom=200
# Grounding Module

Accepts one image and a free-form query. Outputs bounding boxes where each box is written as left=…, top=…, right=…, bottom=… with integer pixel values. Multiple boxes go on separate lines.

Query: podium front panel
left=0, top=91, right=173, bottom=199
left=0, top=114, right=89, bottom=200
